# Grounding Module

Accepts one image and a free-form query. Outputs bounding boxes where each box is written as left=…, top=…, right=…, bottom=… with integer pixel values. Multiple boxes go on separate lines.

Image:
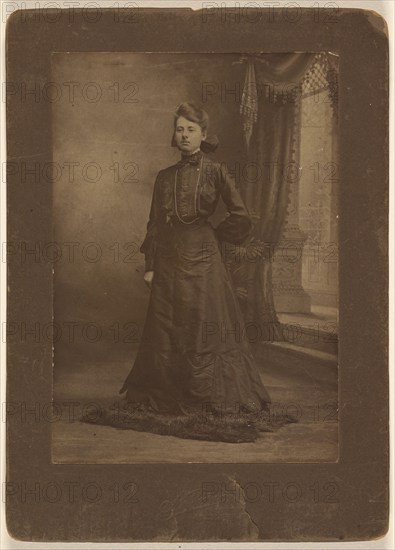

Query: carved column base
left=273, top=285, right=312, bottom=313
left=272, top=224, right=312, bottom=314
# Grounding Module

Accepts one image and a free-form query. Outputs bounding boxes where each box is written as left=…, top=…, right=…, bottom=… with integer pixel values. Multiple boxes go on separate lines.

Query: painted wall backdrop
left=52, top=52, right=249, bottom=370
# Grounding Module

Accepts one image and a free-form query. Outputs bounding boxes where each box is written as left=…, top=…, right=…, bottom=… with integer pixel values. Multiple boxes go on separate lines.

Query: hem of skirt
left=80, top=401, right=297, bottom=443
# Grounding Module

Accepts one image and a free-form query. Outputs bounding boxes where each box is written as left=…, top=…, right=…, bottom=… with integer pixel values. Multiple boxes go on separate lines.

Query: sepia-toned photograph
left=4, top=4, right=390, bottom=544
left=51, top=51, right=339, bottom=464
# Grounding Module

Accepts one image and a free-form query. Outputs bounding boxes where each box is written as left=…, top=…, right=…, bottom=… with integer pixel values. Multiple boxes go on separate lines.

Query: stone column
left=272, top=91, right=312, bottom=313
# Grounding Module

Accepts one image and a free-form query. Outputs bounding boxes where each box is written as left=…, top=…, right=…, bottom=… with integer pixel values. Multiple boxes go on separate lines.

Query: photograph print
left=51, top=52, right=339, bottom=464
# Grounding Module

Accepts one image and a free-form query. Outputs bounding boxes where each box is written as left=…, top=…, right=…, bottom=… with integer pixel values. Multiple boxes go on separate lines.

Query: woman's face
left=174, top=116, right=207, bottom=153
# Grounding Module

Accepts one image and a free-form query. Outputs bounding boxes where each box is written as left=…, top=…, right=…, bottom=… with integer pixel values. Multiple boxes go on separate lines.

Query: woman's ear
left=171, top=132, right=177, bottom=147
left=201, top=129, right=207, bottom=141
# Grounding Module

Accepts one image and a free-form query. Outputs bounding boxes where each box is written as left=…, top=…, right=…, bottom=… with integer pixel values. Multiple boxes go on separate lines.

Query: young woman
left=118, top=102, right=272, bottom=422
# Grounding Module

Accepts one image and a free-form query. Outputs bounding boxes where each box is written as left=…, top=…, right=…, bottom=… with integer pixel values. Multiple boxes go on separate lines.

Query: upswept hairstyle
left=171, top=102, right=209, bottom=147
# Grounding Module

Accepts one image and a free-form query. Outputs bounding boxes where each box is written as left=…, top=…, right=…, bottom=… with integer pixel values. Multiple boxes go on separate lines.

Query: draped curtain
left=231, top=53, right=317, bottom=336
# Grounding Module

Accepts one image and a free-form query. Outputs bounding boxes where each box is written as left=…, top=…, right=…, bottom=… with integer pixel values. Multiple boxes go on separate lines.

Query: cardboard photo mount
left=6, top=7, right=389, bottom=542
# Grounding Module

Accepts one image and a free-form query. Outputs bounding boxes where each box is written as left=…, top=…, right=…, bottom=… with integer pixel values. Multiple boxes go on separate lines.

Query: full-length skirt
left=119, top=218, right=271, bottom=415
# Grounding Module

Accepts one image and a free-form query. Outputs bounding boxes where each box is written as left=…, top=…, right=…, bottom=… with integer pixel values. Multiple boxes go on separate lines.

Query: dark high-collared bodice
left=140, top=151, right=252, bottom=271
left=173, top=152, right=203, bottom=223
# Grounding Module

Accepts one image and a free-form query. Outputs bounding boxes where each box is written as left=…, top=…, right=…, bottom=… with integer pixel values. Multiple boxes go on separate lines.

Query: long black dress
left=119, top=149, right=271, bottom=416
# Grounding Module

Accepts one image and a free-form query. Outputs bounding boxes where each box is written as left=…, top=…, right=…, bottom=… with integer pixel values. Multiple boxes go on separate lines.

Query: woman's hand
left=143, top=270, right=154, bottom=289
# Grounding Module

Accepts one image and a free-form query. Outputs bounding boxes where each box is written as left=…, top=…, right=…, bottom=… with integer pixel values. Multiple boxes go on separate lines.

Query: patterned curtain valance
left=301, top=52, right=339, bottom=109
left=239, top=52, right=339, bottom=148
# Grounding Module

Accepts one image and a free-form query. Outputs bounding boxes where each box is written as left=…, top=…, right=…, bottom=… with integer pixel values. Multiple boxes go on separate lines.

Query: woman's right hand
left=143, top=270, right=154, bottom=289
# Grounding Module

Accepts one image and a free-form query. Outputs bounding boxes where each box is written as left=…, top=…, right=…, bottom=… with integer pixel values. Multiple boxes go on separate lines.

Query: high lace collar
left=178, top=149, right=203, bottom=166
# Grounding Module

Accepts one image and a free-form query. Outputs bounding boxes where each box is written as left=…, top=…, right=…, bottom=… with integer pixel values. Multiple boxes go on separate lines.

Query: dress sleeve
left=140, top=171, right=162, bottom=272
left=215, top=164, right=252, bottom=244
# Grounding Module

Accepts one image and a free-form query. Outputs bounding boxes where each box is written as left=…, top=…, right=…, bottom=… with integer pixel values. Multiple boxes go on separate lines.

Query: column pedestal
left=272, top=223, right=312, bottom=313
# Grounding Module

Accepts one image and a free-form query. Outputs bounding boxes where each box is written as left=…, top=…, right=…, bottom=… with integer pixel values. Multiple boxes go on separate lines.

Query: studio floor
left=52, top=346, right=338, bottom=464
